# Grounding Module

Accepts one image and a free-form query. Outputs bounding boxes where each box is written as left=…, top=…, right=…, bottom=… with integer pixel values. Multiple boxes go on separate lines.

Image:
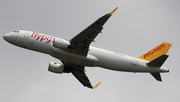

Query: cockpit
left=14, top=30, right=19, bottom=33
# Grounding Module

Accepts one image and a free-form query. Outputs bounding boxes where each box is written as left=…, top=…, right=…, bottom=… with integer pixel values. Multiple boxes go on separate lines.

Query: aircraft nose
left=3, top=33, right=14, bottom=43
left=3, top=33, right=10, bottom=41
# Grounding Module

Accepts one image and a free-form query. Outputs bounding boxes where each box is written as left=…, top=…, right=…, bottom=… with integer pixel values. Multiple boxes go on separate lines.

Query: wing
left=61, top=7, right=118, bottom=88
left=70, top=7, right=118, bottom=56
left=64, top=63, right=93, bottom=88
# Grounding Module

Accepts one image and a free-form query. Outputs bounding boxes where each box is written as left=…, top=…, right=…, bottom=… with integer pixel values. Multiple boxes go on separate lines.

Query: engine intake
left=53, top=38, right=70, bottom=49
left=48, top=62, right=64, bottom=74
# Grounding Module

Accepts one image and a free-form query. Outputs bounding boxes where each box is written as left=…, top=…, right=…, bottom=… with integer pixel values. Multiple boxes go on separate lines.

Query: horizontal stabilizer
left=147, top=54, right=169, bottom=67
left=150, top=73, right=162, bottom=81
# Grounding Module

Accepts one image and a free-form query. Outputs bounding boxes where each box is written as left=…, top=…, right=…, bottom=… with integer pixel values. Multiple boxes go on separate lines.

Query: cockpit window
left=14, top=30, right=19, bottom=33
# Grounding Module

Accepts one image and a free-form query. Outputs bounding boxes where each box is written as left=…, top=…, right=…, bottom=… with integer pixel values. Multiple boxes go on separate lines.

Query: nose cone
left=3, top=33, right=9, bottom=41
left=3, top=34, right=11, bottom=42
left=3, top=33, right=15, bottom=44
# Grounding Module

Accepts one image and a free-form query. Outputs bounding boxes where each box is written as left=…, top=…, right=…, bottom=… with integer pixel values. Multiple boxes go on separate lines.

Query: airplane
left=3, top=7, right=172, bottom=89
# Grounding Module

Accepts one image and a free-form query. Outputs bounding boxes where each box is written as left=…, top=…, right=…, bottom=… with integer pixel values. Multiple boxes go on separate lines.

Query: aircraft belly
left=49, top=46, right=98, bottom=66
left=97, top=56, right=133, bottom=71
left=91, top=51, right=160, bottom=72
left=91, top=52, right=131, bottom=71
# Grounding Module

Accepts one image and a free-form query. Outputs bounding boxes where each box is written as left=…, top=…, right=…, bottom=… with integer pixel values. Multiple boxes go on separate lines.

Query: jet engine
left=53, top=38, right=70, bottom=49
left=48, top=62, right=64, bottom=73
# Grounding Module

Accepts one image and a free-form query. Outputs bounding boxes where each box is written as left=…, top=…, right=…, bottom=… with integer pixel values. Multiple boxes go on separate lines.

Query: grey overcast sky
left=0, top=0, right=180, bottom=102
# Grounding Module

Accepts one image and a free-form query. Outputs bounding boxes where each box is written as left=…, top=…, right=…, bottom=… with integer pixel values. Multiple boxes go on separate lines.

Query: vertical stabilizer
left=138, top=42, right=172, bottom=61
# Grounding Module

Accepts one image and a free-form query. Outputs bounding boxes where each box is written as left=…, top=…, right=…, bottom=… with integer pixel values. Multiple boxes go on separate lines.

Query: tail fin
left=139, top=42, right=172, bottom=82
left=138, top=42, right=172, bottom=61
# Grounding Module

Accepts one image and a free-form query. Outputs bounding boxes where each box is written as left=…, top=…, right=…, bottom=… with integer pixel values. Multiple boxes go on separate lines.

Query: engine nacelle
left=53, top=38, right=70, bottom=49
left=48, top=62, right=64, bottom=74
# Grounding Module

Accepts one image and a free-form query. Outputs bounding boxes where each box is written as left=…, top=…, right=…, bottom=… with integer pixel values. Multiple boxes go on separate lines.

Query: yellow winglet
left=93, top=82, right=101, bottom=89
left=109, top=7, right=118, bottom=15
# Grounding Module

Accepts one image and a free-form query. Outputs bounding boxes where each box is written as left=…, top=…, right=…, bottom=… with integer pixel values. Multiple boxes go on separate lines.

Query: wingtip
left=93, top=82, right=101, bottom=89
left=109, top=7, right=118, bottom=15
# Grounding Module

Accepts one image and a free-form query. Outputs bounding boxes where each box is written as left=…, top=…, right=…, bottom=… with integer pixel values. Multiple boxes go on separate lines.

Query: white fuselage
left=3, top=30, right=169, bottom=73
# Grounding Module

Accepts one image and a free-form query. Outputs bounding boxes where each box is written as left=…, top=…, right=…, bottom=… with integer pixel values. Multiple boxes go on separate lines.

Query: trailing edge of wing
left=71, top=69, right=93, bottom=88
left=64, top=63, right=93, bottom=88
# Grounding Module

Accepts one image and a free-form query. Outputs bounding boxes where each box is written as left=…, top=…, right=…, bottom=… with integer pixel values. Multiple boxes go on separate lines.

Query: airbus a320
left=3, top=7, right=172, bottom=89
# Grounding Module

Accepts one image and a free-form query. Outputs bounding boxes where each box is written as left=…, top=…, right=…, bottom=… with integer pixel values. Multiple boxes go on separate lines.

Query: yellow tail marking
left=109, top=7, right=118, bottom=15
left=93, top=82, right=101, bottom=89
left=138, top=42, right=172, bottom=61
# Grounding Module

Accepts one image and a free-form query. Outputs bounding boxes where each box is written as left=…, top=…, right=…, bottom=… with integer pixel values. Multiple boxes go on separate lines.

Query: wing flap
left=71, top=69, right=93, bottom=88
left=64, top=63, right=93, bottom=88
